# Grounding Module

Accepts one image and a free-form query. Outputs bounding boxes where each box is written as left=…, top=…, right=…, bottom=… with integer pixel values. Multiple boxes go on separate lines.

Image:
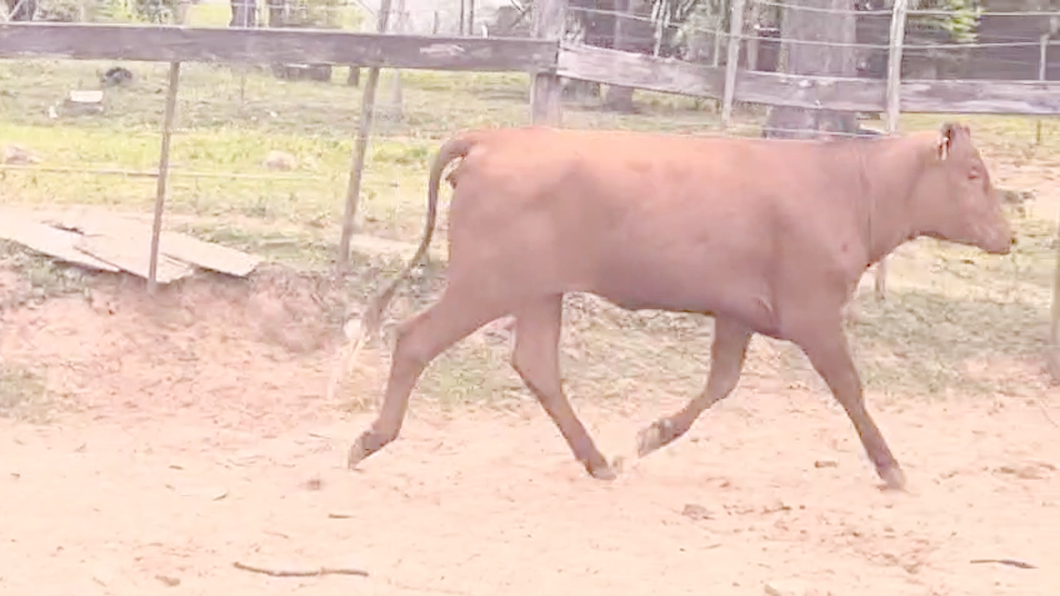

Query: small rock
left=764, top=578, right=813, bottom=596
left=814, top=460, right=838, bottom=468
left=263, top=150, right=297, bottom=171
left=155, top=574, right=181, bottom=587
left=762, top=499, right=792, bottom=514
left=2, top=144, right=41, bottom=165
left=681, top=503, right=712, bottom=521
left=305, top=476, right=323, bottom=491
left=101, top=66, right=135, bottom=87
left=997, top=461, right=1056, bottom=480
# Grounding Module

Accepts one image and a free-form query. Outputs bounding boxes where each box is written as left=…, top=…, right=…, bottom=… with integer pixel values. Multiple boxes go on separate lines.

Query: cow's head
left=914, top=122, right=1015, bottom=255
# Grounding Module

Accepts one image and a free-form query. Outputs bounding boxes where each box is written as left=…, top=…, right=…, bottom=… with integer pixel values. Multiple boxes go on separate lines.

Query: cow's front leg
left=637, top=317, right=752, bottom=457
left=510, top=292, right=619, bottom=477
left=512, top=294, right=615, bottom=480
left=797, top=321, right=906, bottom=491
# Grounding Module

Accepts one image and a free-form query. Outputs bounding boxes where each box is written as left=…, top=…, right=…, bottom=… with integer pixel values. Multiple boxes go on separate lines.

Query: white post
left=874, top=0, right=908, bottom=301
left=721, top=0, right=746, bottom=128
left=1049, top=208, right=1060, bottom=381
left=1038, top=33, right=1048, bottom=145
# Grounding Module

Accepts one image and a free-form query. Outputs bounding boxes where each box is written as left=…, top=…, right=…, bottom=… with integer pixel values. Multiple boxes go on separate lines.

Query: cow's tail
left=326, top=134, right=480, bottom=400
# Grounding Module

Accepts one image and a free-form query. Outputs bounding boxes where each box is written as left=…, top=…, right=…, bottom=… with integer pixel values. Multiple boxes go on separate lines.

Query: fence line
left=565, top=5, right=1060, bottom=54
left=1, top=3, right=1059, bottom=291
left=0, top=23, right=556, bottom=71
left=742, top=0, right=1060, bottom=18
left=0, top=164, right=341, bottom=182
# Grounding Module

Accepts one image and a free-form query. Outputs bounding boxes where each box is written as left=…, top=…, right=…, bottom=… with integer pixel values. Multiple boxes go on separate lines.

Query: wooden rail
left=0, top=23, right=557, bottom=72
left=557, top=43, right=1060, bottom=116
left=3, top=23, right=1059, bottom=115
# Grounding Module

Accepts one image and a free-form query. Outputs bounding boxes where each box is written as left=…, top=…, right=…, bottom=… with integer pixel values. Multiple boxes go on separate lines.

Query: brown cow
left=339, top=122, right=1014, bottom=491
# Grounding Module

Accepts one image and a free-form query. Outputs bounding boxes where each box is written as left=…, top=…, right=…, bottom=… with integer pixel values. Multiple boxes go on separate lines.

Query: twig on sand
left=1030, top=396, right=1060, bottom=429
left=970, top=558, right=1037, bottom=569
left=232, top=561, right=369, bottom=577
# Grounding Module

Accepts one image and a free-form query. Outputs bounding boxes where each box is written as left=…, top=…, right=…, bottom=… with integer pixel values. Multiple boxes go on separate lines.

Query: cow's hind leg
left=512, top=294, right=615, bottom=480
left=637, top=317, right=752, bottom=457
left=798, top=322, right=906, bottom=491
left=347, top=288, right=506, bottom=470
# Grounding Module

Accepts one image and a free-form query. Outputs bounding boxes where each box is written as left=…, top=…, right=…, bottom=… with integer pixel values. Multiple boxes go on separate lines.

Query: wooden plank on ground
left=0, top=216, right=120, bottom=272
left=74, top=234, right=195, bottom=283
left=47, top=212, right=261, bottom=277
left=0, top=23, right=558, bottom=72
left=157, top=231, right=261, bottom=277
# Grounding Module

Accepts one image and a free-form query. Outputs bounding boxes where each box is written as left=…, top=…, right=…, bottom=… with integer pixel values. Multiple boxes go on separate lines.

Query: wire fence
left=565, top=1, right=1060, bottom=54
left=1, top=1, right=1058, bottom=281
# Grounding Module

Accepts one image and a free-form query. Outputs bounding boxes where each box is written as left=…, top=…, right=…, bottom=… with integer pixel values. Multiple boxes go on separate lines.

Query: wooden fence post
left=1049, top=209, right=1060, bottom=381
left=530, top=0, right=565, bottom=125
left=874, top=0, right=908, bottom=301
left=721, top=0, right=746, bottom=129
left=1038, top=33, right=1048, bottom=145
left=388, top=0, right=408, bottom=119
left=337, top=0, right=394, bottom=270
left=147, top=61, right=181, bottom=296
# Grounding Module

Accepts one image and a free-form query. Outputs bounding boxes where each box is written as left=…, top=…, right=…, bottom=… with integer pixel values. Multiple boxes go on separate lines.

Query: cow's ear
left=937, top=122, right=960, bottom=160
left=937, top=132, right=951, bottom=161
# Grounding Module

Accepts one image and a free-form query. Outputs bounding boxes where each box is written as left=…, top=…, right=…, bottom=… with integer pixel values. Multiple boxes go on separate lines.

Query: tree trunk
left=229, top=0, right=257, bottom=27
left=6, top=0, right=37, bottom=21
left=763, top=0, right=858, bottom=139
left=604, top=0, right=635, bottom=110
left=576, top=0, right=611, bottom=47
left=267, top=0, right=286, bottom=27
left=604, top=0, right=654, bottom=111
left=746, top=0, right=761, bottom=70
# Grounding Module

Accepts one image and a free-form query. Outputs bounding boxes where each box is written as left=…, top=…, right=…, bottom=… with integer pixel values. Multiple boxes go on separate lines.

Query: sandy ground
left=1, top=274, right=1058, bottom=596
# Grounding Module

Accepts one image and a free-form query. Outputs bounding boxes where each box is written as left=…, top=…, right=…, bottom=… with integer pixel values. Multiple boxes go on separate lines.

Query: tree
left=763, top=0, right=859, bottom=139
left=230, top=0, right=256, bottom=27
left=605, top=0, right=657, bottom=110
left=5, top=0, right=38, bottom=20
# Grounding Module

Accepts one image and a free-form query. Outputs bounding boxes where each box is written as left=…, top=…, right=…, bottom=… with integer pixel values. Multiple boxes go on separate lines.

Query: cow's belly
left=584, top=260, right=780, bottom=336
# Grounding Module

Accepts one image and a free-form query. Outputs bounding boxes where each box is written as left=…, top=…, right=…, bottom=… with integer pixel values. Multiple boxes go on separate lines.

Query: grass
left=1, top=51, right=1058, bottom=407
left=0, top=363, right=51, bottom=422
left=0, top=240, right=94, bottom=309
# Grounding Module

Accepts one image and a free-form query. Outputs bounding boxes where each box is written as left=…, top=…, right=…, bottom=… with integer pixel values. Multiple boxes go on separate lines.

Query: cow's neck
left=859, top=139, right=925, bottom=265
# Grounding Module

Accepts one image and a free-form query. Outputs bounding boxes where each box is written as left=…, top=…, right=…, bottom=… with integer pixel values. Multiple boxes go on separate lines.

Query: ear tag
left=938, top=135, right=950, bottom=160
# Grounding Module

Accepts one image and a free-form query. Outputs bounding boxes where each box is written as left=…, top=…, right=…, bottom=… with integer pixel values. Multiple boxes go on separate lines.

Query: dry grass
left=0, top=363, right=51, bottom=421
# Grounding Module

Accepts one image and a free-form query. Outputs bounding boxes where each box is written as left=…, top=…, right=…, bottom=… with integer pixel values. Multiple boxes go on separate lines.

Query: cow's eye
left=968, top=169, right=981, bottom=180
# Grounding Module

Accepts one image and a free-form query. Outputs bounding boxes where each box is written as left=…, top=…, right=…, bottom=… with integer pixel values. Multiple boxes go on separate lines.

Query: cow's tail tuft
left=326, top=134, right=480, bottom=400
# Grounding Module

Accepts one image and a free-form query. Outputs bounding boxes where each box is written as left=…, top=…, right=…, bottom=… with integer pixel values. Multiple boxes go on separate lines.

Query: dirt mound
left=0, top=263, right=385, bottom=430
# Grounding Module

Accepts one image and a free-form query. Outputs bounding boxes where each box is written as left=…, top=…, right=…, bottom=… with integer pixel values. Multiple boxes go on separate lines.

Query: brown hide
left=342, top=123, right=1014, bottom=491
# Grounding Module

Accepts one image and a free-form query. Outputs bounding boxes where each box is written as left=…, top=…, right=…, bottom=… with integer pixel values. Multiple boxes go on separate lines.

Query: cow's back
left=445, top=127, right=875, bottom=332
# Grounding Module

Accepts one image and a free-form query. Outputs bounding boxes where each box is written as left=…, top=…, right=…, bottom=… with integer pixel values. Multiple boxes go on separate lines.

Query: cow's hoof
left=347, top=432, right=382, bottom=470
left=587, top=460, right=617, bottom=481
left=347, top=443, right=367, bottom=470
left=878, top=465, right=907, bottom=492
left=636, top=418, right=677, bottom=457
